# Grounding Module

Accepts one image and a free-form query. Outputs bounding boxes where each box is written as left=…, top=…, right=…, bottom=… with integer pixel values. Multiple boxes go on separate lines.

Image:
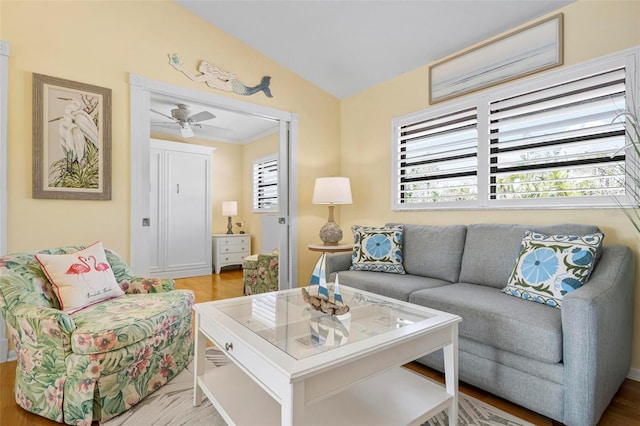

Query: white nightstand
left=212, top=234, right=251, bottom=274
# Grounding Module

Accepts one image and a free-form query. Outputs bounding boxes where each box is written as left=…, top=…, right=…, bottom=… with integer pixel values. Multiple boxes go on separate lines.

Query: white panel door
left=165, top=150, right=211, bottom=271
left=149, top=139, right=213, bottom=278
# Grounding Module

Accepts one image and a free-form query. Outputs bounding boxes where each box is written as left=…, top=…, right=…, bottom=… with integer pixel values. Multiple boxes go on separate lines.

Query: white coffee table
left=193, top=286, right=461, bottom=425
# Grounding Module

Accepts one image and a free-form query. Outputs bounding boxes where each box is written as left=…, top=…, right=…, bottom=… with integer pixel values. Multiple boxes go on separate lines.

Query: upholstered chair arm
left=104, top=249, right=175, bottom=293
left=120, top=277, right=175, bottom=294
left=561, top=245, right=635, bottom=426
left=325, top=252, right=352, bottom=281
left=6, top=303, right=75, bottom=363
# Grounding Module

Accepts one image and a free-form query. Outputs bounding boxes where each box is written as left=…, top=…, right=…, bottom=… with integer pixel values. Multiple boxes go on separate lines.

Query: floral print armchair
left=243, top=250, right=279, bottom=295
left=0, top=246, right=194, bottom=425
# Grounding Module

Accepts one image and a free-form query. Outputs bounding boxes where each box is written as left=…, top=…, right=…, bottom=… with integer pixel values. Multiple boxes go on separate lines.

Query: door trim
left=129, top=74, right=298, bottom=287
left=0, top=41, right=8, bottom=362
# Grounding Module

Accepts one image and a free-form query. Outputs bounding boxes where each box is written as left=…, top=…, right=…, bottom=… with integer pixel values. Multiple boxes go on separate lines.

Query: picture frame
left=429, top=13, right=563, bottom=104
left=32, top=73, right=112, bottom=199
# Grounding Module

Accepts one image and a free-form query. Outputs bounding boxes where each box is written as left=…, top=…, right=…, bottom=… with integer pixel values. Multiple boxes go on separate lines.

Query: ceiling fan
left=151, top=103, right=216, bottom=138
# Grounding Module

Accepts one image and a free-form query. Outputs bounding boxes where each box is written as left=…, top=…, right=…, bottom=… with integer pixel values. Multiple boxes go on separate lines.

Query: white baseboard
left=628, top=367, right=640, bottom=382
left=7, top=349, right=15, bottom=361
left=0, top=338, right=6, bottom=362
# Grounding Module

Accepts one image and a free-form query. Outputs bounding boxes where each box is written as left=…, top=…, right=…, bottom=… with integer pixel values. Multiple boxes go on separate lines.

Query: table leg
left=444, top=323, right=459, bottom=426
left=281, top=380, right=305, bottom=426
left=193, top=312, right=206, bottom=407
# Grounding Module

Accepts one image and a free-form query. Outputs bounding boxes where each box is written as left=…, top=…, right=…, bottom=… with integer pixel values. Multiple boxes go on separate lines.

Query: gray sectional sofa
left=325, top=223, right=635, bottom=426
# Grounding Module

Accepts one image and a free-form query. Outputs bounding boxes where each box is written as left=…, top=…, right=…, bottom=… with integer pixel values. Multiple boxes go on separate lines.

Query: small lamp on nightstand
left=222, top=201, right=237, bottom=234
left=312, top=177, right=352, bottom=245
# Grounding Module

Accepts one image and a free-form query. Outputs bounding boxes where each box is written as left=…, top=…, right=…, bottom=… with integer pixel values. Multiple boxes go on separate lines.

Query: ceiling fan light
left=180, top=125, right=195, bottom=138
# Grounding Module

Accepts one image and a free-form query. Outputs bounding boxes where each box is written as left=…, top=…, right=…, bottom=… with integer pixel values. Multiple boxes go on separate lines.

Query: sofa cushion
left=337, top=270, right=450, bottom=302
left=35, top=242, right=124, bottom=313
left=459, top=223, right=601, bottom=288
left=69, top=290, right=194, bottom=355
left=409, top=283, right=562, bottom=363
left=387, top=223, right=467, bottom=282
left=503, top=231, right=604, bottom=308
left=350, top=225, right=405, bottom=274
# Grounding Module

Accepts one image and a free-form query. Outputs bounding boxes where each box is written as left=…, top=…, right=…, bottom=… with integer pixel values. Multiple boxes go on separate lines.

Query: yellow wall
left=1, top=1, right=341, bottom=283
left=340, top=0, right=640, bottom=371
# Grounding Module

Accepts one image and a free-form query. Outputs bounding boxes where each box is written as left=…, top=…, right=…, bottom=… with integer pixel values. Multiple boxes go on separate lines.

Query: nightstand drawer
left=217, top=252, right=246, bottom=264
left=219, top=236, right=250, bottom=247
left=219, top=244, right=250, bottom=254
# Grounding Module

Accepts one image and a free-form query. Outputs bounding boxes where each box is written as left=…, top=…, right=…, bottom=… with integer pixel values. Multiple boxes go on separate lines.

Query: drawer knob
left=224, top=342, right=233, bottom=351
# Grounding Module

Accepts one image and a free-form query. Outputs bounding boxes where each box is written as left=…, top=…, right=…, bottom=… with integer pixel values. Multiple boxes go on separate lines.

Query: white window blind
left=488, top=68, right=626, bottom=202
left=392, top=48, right=638, bottom=210
left=252, top=154, right=278, bottom=212
left=396, top=107, right=478, bottom=206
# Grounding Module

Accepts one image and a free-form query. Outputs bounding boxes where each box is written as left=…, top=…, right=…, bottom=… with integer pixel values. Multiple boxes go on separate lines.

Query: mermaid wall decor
left=169, top=53, right=273, bottom=98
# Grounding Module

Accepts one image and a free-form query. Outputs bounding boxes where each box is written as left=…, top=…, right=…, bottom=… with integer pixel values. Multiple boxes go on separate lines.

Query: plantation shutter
left=252, top=154, right=278, bottom=211
left=396, top=107, right=478, bottom=205
left=488, top=67, right=627, bottom=201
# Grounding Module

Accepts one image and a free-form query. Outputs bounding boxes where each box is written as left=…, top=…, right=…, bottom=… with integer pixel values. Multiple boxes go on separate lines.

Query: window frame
left=392, top=46, right=640, bottom=211
left=252, top=153, right=279, bottom=213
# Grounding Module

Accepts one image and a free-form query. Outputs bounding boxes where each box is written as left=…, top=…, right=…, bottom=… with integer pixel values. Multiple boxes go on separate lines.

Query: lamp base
left=319, top=221, right=342, bottom=245
left=226, top=216, right=233, bottom=234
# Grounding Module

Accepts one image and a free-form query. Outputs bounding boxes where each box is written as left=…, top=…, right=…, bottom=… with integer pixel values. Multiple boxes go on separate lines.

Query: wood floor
left=1, top=268, right=639, bottom=425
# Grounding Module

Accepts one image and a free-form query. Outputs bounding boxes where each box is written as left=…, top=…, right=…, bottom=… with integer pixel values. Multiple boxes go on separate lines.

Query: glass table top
left=211, top=286, right=436, bottom=360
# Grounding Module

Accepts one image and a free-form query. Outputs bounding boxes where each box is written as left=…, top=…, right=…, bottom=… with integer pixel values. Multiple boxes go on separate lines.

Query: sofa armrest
left=561, top=244, right=634, bottom=426
left=121, top=277, right=175, bottom=294
left=325, top=252, right=352, bottom=281
left=5, top=304, right=75, bottom=374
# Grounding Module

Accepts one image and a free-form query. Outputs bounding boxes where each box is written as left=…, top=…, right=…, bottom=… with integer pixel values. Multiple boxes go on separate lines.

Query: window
left=396, top=106, right=478, bottom=206
left=252, top=154, right=278, bottom=212
left=393, top=48, right=638, bottom=210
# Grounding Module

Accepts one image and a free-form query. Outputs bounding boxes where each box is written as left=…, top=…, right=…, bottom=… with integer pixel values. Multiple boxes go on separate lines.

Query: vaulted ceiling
left=176, top=0, right=575, bottom=99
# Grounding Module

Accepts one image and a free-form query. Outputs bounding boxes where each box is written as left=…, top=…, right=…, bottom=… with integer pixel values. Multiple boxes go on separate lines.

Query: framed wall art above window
left=32, top=73, right=112, bottom=200
left=429, top=13, right=563, bottom=104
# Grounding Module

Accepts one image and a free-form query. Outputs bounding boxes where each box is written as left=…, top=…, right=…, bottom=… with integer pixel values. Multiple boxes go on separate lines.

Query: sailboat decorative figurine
left=302, top=255, right=350, bottom=316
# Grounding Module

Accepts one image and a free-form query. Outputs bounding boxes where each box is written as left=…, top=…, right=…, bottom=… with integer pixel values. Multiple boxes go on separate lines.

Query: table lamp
left=312, top=177, right=352, bottom=245
left=222, top=201, right=238, bottom=234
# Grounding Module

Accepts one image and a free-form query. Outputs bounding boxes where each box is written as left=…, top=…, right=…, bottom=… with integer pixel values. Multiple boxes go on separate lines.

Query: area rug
left=102, top=348, right=534, bottom=426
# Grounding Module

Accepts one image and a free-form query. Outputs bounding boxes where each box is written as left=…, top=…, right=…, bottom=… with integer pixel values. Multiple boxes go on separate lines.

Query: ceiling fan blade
left=189, top=111, right=216, bottom=123
left=151, top=109, right=177, bottom=121
left=151, top=121, right=178, bottom=126
left=180, top=125, right=195, bottom=138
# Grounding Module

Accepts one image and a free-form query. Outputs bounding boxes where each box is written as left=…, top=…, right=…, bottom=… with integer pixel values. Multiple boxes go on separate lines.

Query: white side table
left=212, top=234, right=251, bottom=274
left=308, top=243, right=353, bottom=284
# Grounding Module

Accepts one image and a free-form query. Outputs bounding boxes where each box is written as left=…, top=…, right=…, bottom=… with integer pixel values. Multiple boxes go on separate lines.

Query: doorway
left=129, top=74, right=298, bottom=289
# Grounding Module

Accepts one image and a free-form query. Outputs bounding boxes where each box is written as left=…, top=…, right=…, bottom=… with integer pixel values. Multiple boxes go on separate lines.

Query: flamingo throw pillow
left=35, top=241, right=124, bottom=313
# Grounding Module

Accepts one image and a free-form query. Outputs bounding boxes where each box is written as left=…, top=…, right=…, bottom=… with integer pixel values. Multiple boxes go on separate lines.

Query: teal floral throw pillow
left=350, top=225, right=405, bottom=274
left=502, top=231, right=604, bottom=308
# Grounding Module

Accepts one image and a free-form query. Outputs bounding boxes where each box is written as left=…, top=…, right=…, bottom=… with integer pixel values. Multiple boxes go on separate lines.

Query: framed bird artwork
left=32, top=73, right=112, bottom=199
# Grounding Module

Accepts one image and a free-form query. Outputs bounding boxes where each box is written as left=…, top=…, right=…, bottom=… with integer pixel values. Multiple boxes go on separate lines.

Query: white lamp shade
left=312, top=177, right=352, bottom=205
left=222, top=201, right=238, bottom=216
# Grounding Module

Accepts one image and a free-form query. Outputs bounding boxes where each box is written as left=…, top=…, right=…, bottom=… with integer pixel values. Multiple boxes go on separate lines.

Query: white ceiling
left=150, top=94, right=279, bottom=144
left=176, top=0, right=575, bottom=99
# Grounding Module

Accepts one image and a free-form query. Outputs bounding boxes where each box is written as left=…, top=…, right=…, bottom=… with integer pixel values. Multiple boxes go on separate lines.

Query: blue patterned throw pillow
left=502, top=231, right=604, bottom=308
left=350, top=225, right=405, bottom=274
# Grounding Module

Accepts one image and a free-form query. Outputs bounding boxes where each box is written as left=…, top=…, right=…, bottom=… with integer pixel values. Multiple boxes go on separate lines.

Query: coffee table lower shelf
left=197, top=362, right=453, bottom=425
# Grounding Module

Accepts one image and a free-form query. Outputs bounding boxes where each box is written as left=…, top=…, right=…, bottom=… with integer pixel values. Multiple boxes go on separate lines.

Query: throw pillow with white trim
left=502, top=231, right=604, bottom=308
left=35, top=241, right=124, bottom=313
left=350, top=225, right=405, bottom=274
